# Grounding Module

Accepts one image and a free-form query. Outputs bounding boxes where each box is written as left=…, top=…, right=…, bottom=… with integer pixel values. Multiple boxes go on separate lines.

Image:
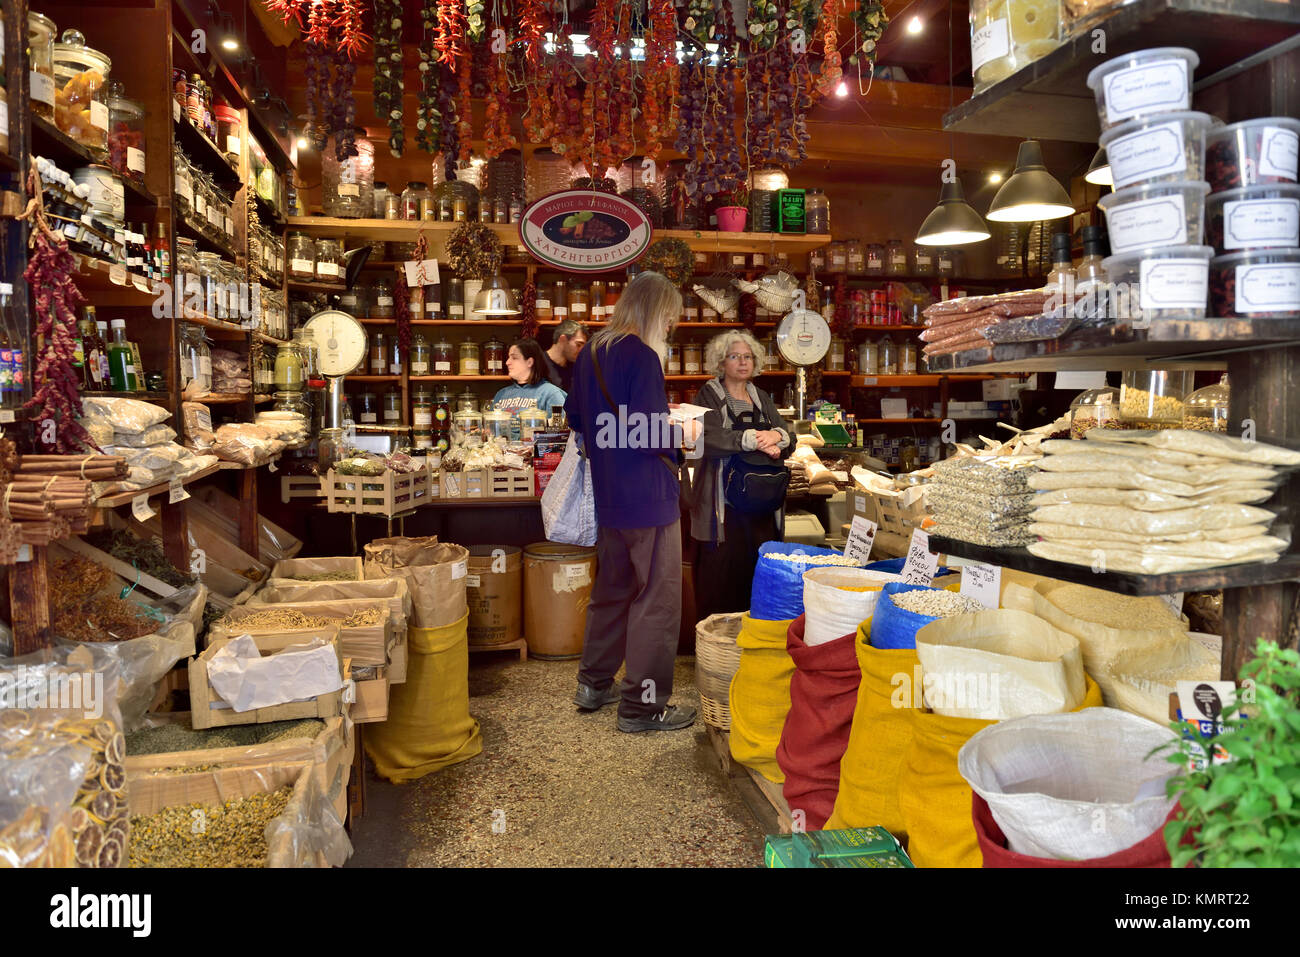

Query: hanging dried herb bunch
left=849, top=1, right=890, bottom=72
left=373, top=0, right=406, bottom=157
left=304, top=41, right=331, bottom=150
left=445, top=222, right=504, bottom=280
left=416, top=0, right=441, bottom=154
left=330, top=44, right=359, bottom=160
left=641, top=238, right=694, bottom=289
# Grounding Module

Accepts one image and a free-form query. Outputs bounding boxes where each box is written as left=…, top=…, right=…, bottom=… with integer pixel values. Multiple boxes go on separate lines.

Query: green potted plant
left=1163, top=638, right=1300, bottom=867
left=716, top=185, right=750, bottom=232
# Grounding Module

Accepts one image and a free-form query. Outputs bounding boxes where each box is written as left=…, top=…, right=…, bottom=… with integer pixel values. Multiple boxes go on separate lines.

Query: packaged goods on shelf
left=970, top=0, right=1064, bottom=94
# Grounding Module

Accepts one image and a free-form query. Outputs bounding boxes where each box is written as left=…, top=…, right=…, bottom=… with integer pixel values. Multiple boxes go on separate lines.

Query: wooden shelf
left=82, top=390, right=172, bottom=403
left=254, top=394, right=277, bottom=404
left=942, top=0, right=1300, bottom=142
left=218, top=454, right=282, bottom=471
left=358, top=318, right=522, bottom=326
left=192, top=393, right=251, bottom=405
left=183, top=315, right=251, bottom=340
left=73, top=257, right=161, bottom=307
left=31, top=117, right=158, bottom=208
left=176, top=218, right=239, bottom=259
left=344, top=375, right=401, bottom=382
left=288, top=278, right=347, bottom=294
left=254, top=332, right=290, bottom=346
left=932, top=536, right=1300, bottom=598
left=408, top=375, right=511, bottom=382
left=93, top=463, right=221, bottom=508
left=857, top=418, right=943, bottom=424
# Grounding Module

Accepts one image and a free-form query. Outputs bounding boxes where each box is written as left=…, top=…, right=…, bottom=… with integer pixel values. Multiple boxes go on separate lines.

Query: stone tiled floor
left=346, top=654, right=765, bottom=867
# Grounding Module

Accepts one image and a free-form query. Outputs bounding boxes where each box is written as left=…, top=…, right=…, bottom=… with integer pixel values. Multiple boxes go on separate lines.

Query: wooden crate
left=269, top=556, right=364, bottom=583
left=868, top=487, right=930, bottom=538
left=324, top=468, right=432, bottom=515
left=207, top=600, right=394, bottom=668
left=489, top=467, right=535, bottom=498
left=189, top=628, right=346, bottom=730
left=281, top=474, right=324, bottom=504
left=439, top=468, right=489, bottom=500
left=348, top=661, right=390, bottom=724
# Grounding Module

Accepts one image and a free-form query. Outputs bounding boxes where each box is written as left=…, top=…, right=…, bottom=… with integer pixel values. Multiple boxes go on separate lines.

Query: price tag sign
left=466, top=573, right=482, bottom=589
left=901, top=528, right=938, bottom=585
left=960, top=562, right=1002, bottom=610
left=1160, top=592, right=1185, bottom=617
left=0, top=410, right=15, bottom=424
left=404, top=259, right=441, bottom=287
left=131, top=274, right=151, bottom=294
left=131, top=493, right=156, bottom=522
left=109, top=264, right=128, bottom=286
left=168, top=477, right=190, bottom=504
left=844, top=515, right=878, bottom=565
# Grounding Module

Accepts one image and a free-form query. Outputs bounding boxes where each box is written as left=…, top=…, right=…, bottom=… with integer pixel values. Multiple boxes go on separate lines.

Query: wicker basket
left=695, top=612, right=745, bottom=731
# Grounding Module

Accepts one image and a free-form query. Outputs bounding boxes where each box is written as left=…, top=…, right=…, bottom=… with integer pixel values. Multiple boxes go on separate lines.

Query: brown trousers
left=578, top=520, right=682, bottom=719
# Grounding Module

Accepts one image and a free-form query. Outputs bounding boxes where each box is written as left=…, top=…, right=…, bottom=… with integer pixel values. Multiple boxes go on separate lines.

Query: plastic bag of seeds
left=750, top=542, right=853, bottom=622
left=870, top=581, right=974, bottom=651
left=0, top=645, right=130, bottom=867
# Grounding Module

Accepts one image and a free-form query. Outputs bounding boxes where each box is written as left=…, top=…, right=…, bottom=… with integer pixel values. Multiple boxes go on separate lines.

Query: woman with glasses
left=688, top=331, right=793, bottom=620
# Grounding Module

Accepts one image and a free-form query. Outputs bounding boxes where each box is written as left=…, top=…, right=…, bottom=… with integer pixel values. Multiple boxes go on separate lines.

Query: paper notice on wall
left=404, top=259, right=441, bottom=287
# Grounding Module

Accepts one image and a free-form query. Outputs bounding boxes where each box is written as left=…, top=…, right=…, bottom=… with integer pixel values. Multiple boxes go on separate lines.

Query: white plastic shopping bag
left=540, top=432, right=598, bottom=547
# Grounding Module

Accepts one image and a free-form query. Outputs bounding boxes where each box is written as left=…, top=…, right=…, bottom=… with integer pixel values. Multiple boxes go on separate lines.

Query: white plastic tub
left=1207, top=117, right=1300, bottom=192
left=1099, top=111, right=1213, bottom=190
left=1210, top=248, right=1300, bottom=319
left=1097, top=180, right=1209, bottom=253
left=1086, top=47, right=1198, bottom=131
left=1101, top=244, right=1213, bottom=322
left=1205, top=183, right=1300, bottom=253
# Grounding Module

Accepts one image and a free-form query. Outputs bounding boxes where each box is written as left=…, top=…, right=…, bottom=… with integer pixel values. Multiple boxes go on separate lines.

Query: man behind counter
left=543, top=319, right=589, bottom=393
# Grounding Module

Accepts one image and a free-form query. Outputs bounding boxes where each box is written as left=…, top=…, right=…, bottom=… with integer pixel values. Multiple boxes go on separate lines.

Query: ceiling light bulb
left=221, top=37, right=239, bottom=51
left=907, top=16, right=923, bottom=34
left=988, top=171, right=1003, bottom=184
left=835, top=80, right=849, bottom=98
left=916, top=179, right=991, bottom=247
left=296, top=135, right=310, bottom=150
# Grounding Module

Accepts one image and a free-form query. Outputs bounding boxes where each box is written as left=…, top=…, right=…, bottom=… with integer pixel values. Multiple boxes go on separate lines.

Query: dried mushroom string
left=416, top=0, right=441, bottom=154
left=374, top=0, right=406, bottom=157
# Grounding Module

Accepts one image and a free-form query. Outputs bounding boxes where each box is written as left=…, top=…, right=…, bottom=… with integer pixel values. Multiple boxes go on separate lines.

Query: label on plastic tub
left=1105, top=193, right=1188, bottom=251
left=1102, top=59, right=1190, bottom=124
left=1223, top=198, right=1300, bottom=249
left=1139, top=257, right=1208, bottom=310
left=560, top=563, right=591, bottom=590
left=1259, top=126, right=1299, bottom=181
left=1236, top=263, right=1300, bottom=314
left=970, top=18, right=1009, bottom=75
left=1106, top=120, right=1188, bottom=188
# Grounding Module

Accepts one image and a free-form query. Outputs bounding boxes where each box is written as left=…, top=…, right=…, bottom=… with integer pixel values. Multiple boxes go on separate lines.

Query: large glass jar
left=857, top=340, right=879, bottom=375
left=214, top=103, right=240, bottom=161
left=805, top=189, right=830, bottom=234
left=385, top=335, right=404, bottom=377
left=196, top=251, right=223, bottom=318
left=409, top=333, right=431, bottom=376
left=53, top=29, right=110, bottom=154
left=401, top=181, right=432, bottom=221
left=1069, top=387, right=1120, bottom=438
left=370, top=278, right=394, bottom=318
left=178, top=323, right=212, bottom=394
left=879, top=336, right=898, bottom=375
left=827, top=241, right=848, bottom=274
left=288, top=233, right=315, bottom=280
left=173, top=154, right=193, bottom=219
left=525, top=148, right=572, bottom=204
left=913, top=244, right=935, bottom=277
left=552, top=280, right=569, bottom=321
left=106, top=82, right=146, bottom=185
left=846, top=239, right=866, bottom=276
left=373, top=182, right=390, bottom=219
left=482, top=337, right=506, bottom=376
left=412, top=388, right=434, bottom=430
left=221, top=261, right=244, bottom=320
left=355, top=390, right=380, bottom=425
left=274, top=342, right=304, bottom=392
left=936, top=249, right=956, bottom=278
left=667, top=343, right=682, bottom=376
left=809, top=247, right=827, bottom=273
left=1120, top=370, right=1193, bottom=428
left=432, top=337, right=454, bottom=376
left=454, top=389, right=478, bottom=414
left=323, top=132, right=374, bottom=218
left=683, top=340, right=703, bottom=375
left=589, top=281, right=608, bottom=321
left=314, top=238, right=343, bottom=282
left=534, top=282, right=555, bottom=321
left=866, top=243, right=886, bottom=275
left=827, top=337, right=847, bottom=372
left=899, top=341, right=918, bottom=375
left=458, top=339, right=481, bottom=376
left=886, top=239, right=908, bottom=276
left=383, top=389, right=402, bottom=424
left=175, top=238, right=200, bottom=316
left=1182, top=375, right=1230, bottom=433
left=29, top=13, right=58, bottom=121
left=446, top=279, right=465, bottom=320
left=369, top=331, right=387, bottom=375
left=567, top=283, right=590, bottom=321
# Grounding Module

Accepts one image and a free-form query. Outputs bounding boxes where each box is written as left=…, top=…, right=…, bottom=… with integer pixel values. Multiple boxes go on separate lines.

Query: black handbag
left=723, top=451, right=790, bottom=514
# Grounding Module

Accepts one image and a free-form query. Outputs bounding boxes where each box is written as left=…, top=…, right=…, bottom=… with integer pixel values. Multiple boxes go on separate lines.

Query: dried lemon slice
left=1007, top=0, right=1058, bottom=43
left=67, top=806, right=91, bottom=834
left=106, top=732, right=125, bottom=766
left=91, top=790, right=116, bottom=823
left=93, top=721, right=116, bottom=745
left=97, top=837, right=123, bottom=869
left=75, top=822, right=103, bottom=865
left=100, top=763, right=126, bottom=795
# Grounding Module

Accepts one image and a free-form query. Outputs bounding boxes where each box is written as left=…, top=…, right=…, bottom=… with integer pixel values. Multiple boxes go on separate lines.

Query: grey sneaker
left=574, top=683, right=621, bottom=712
left=617, top=704, right=698, bottom=733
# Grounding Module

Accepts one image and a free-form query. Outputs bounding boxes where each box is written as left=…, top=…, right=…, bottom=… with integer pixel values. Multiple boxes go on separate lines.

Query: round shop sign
left=519, top=190, right=653, bottom=273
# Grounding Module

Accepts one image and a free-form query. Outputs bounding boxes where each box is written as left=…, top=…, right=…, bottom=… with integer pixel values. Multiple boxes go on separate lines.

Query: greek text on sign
left=519, top=190, right=653, bottom=273
left=901, top=529, right=938, bottom=585
left=959, top=563, right=1001, bottom=609
left=844, top=515, right=877, bottom=565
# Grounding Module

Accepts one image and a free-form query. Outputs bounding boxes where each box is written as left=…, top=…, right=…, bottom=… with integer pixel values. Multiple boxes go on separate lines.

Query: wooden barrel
left=523, top=543, right=597, bottom=659
left=466, top=546, right=522, bottom=646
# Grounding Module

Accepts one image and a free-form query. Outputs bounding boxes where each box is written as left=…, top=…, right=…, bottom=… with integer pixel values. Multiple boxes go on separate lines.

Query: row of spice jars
left=812, top=241, right=959, bottom=277
left=174, top=153, right=237, bottom=248
left=535, top=280, right=624, bottom=321
left=364, top=333, right=509, bottom=377
left=287, top=234, right=346, bottom=283
left=174, top=238, right=248, bottom=322
left=690, top=250, right=794, bottom=273
left=248, top=225, right=286, bottom=281
left=258, top=286, right=289, bottom=341
left=29, top=18, right=113, bottom=158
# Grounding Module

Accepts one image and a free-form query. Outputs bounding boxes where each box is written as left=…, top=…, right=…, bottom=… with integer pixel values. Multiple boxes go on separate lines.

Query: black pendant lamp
left=472, top=273, right=521, bottom=316
left=987, top=140, right=1075, bottom=222
left=1085, top=147, right=1113, bottom=187
left=915, top=179, right=991, bottom=246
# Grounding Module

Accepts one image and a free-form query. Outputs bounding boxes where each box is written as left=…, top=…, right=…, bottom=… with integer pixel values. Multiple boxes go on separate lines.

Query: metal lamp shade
left=915, top=180, right=991, bottom=246
left=472, top=273, right=521, bottom=316
left=1085, top=147, right=1113, bottom=187
left=987, top=140, right=1075, bottom=222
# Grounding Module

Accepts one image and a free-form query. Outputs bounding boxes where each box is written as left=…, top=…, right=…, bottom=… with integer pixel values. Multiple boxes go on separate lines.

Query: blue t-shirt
left=492, top=381, right=567, bottom=438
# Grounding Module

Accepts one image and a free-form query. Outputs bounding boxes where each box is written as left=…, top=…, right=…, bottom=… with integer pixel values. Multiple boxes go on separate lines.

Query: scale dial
left=303, top=309, right=367, bottom=377
left=775, top=309, right=831, bottom=367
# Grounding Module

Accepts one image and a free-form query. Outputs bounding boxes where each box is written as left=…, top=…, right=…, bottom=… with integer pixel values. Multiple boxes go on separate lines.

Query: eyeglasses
left=726, top=353, right=755, bottom=362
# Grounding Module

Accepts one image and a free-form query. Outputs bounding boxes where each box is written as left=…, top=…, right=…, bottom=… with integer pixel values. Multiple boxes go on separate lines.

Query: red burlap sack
left=973, top=793, right=1176, bottom=868
left=776, top=615, right=862, bottom=831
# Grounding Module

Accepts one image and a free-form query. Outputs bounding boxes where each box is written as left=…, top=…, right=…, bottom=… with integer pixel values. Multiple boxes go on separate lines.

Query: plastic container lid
left=1102, top=243, right=1214, bottom=274
left=1085, top=47, right=1199, bottom=93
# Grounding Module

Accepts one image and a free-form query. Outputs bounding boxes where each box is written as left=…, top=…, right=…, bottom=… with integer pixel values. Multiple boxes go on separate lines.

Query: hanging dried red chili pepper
left=516, top=0, right=554, bottom=144
left=641, top=0, right=679, bottom=159
left=483, top=14, right=518, bottom=158
left=519, top=279, right=539, bottom=341
left=331, top=0, right=370, bottom=58
left=815, top=0, right=846, bottom=99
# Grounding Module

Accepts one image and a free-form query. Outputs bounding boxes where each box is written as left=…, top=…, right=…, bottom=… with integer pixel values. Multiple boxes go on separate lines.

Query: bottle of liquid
left=79, top=308, right=106, bottom=389
left=95, top=320, right=112, bottom=386
left=1074, top=225, right=1108, bottom=313
left=154, top=222, right=171, bottom=281
left=107, top=319, right=137, bottom=391
left=1045, top=232, right=1074, bottom=295
left=128, top=340, right=146, bottom=392
left=0, top=284, right=14, bottom=407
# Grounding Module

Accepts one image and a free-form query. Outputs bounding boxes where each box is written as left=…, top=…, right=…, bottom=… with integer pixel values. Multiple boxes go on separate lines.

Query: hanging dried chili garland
left=483, top=5, right=518, bottom=158
left=519, top=279, right=539, bottom=340
left=516, top=0, right=554, bottom=144
left=640, top=0, right=679, bottom=159
left=331, top=0, right=370, bottom=58
left=815, top=0, right=847, bottom=98
left=550, top=33, right=584, bottom=158
left=265, top=0, right=369, bottom=55
left=18, top=167, right=93, bottom=454
left=373, top=0, right=406, bottom=157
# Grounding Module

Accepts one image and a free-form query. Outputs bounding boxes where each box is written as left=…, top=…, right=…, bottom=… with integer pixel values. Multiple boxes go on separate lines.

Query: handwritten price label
left=901, top=528, right=938, bottom=585
left=168, top=477, right=190, bottom=504
left=131, top=494, right=156, bottom=523
left=844, top=515, right=877, bottom=565
left=960, top=562, right=1001, bottom=610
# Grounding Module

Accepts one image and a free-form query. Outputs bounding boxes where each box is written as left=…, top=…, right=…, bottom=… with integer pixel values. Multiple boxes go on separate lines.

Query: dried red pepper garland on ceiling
left=640, top=0, right=679, bottom=159
left=516, top=0, right=554, bottom=145
left=580, top=0, right=634, bottom=173
left=550, top=35, right=584, bottom=158
left=815, top=0, right=847, bottom=98
left=482, top=11, right=517, bottom=159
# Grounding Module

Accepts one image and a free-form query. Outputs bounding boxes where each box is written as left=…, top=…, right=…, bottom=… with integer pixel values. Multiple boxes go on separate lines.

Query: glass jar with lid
left=805, top=190, right=830, bottom=234
left=827, top=337, right=847, bottom=372
left=682, top=340, right=703, bottom=376
left=53, top=29, right=111, bottom=155
left=446, top=278, right=465, bottom=320
left=222, top=261, right=245, bottom=320
left=666, top=342, right=682, bottom=376
left=400, top=332, right=428, bottom=376
left=178, top=323, right=212, bottom=394
left=173, top=154, right=194, bottom=219
left=827, top=241, right=848, bottom=274
left=314, top=238, right=343, bottom=282
left=272, top=392, right=311, bottom=448
left=936, top=249, right=956, bottom=278
left=29, top=13, right=58, bottom=121
left=458, top=339, right=481, bottom=376
left=552, top=280, right=570, bottom=321
left=518, top=408, right=550, bottom=440
left=411, top=388, right=435, bottom=430
left=1183, top=375, right=1230, bottom=433
left=369, top=330, right=388, bottom=375
left=899, top=341, right=918, bottom=376
left=481, top=337, right=506, bottom=376
left=567, top=283, right=590, bottom=320
left=589, top=281, right=608, bottom=321
left=866, top=243, right=885, bottom=275
left=857, top=340, right=879, bottom=375
left=355, top=391, right=380, bottom=424
left=107, top=82, right=146, bottom=184
left=175, top=238, right=200, bottom=316
left=338, top=287, right=366, bottom=317
left=373, top=182, right=390, bottom=218
left=886, top=239, right=908, bottom=276
left=878, top=335, right=898, bottom=375
left=432, top=337, right=454, bottom=375
left=1120, top=369, right=1193, bottom=428
left=846, top=239, right=866, bottom=276
left=762, top=338, right=781, bottom=372
left=384, top=334, right=403, bottom=377
left=323, top=131, right=374, bottom=218
left=288, top=233, right=315, bottom=280
left=809, top=247, right=827, bottom=273
left=532, top=281, right=554, bottom=321
left=370, top=278, right=395, bottom=318
left=274, top=342, right=305, bottom=392
left=606, top=281, right=623, bottom=311
left=454, top=389, right=478, bottom=414
left=454, top=409, right=485, bottom=447
left=913, top=244, right=935, bottom=277
left=195, top=251, right=222, bottom=318
left=1069, top=386, right=1120, bottom=438
left=401, top=181, right=431, bottom=221
left=383, top=389, right=402, bottom=424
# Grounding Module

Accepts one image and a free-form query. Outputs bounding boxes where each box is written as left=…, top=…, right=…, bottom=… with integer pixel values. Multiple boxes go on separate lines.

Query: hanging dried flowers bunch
left=304, top=41, right=330, bottom=150
left=373, top=0, right=405, bottom=157
left=519, top=278, right=539, bottom=340
left=641, top=239, right=694, bottom=288
left=849, top=0, right=889, bottom=73
left=747, top=0, right=807, bottom=168
left=416, top=0, right=442, bottom=154
left=18, top=167, right=93, bottom=454
left=701, top=0, right=746, bottom=198
left=581, top=0, right=635, bottom=173
left=746, top=0, right=780, bottom=48
left=641, top=0, right=679, bottom=158
left=675, top=45, right=708, bottom=196
left=684, top=0, right=715, bottom=42
left=516, top=0, right=554, bottom=144
left=436, top=63, right=459, bottom=180
left=456, top=50, right=474, bottom=164
left=446, top=222, right=504, bottom=280
left=467, top=0, right=487, bottom=43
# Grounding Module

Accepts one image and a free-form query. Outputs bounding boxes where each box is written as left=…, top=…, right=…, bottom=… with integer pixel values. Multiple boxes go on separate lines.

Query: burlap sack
left=363, top=536, right=469, bottom=629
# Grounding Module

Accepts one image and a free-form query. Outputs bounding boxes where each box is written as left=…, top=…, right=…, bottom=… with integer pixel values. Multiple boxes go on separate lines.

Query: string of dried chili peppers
left=331, top=0, right=370, bottom=58
left=483, top=10, right=518, bottom=159
left=519, top=279, right=539, bottom=341
left=815, top=0, right=847, bottom=99
left=516, top=0, right=554, bottom=144
left=640, top=0, right=679, bottom=159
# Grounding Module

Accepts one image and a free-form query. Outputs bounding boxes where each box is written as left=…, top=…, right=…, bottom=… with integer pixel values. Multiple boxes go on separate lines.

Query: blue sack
left=749, top=541, right=843, bottom=622
left=869, top=581, right=949, bottom=650
left=864, top=558, right=953, bottom=578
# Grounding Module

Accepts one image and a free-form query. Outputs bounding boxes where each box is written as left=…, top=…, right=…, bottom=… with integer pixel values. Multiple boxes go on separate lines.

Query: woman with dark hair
left=492, top=338, right=568, bottom=428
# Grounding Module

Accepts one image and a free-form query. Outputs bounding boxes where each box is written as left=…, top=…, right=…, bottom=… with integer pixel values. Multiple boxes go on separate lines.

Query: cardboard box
left=881, top=398, right=909, bottom=419
left=983, top=379, right=1020, bottom=401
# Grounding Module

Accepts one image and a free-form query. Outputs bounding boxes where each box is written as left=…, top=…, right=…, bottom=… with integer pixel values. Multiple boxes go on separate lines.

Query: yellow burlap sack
left=898, top=673, right=1103, bottom=868
left=728, top=615, right=795, bottom=784
left=825, top=620, right=916, bottom=836
left=364, top=614, right=482, bottom=782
